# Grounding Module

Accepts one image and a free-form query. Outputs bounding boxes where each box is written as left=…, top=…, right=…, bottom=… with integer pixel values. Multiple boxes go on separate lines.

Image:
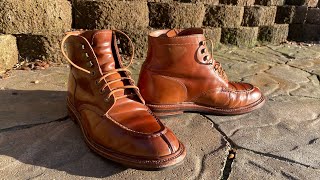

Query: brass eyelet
left=81, top=44, right=85, bottom=50
left=85, top=53, right=89, bottom=58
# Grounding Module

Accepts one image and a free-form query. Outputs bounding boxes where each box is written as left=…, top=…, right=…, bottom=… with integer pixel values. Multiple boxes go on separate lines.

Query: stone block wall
left=0, top=0, right=319, bottom=70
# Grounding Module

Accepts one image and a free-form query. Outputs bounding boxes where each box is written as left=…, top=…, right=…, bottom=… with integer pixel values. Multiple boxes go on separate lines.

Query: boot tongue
left=81, top=30, right=125, bottom=96
left=91, top=31, right=117, bottom=73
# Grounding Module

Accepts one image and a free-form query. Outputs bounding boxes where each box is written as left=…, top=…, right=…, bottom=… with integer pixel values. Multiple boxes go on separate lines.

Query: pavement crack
left=221, top=149, right=236, bottom=180
left=0, top=115, right=69, bottom=133
left=201, top=114, right=239, bottom=180
left=201, top=114, right=238, bottom=147
left=196, top=143, right=229, bottom=180
left=238, top=147, right=319, bottom=170
left=201, top=114, right=320, bottom=173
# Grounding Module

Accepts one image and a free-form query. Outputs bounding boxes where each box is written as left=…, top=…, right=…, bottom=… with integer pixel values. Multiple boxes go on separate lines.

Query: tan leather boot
left=61, top=30, right=185, bottom=169
left=138, top=28, right=265, bottom=117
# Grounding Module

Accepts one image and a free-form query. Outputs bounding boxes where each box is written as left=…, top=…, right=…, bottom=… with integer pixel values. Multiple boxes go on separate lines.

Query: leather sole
left=147, top=95, right=266, bottom=117
left=67, top=100, right=186, bottom=170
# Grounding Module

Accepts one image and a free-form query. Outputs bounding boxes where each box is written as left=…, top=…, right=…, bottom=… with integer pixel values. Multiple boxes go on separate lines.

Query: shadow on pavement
left=0, top=89, right=126, bottom=178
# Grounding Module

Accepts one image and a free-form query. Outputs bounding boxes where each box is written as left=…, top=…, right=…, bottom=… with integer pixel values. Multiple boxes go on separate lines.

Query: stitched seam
left=91, top=140, right=185, bottom=164
left=190, top=88, right=221, bottom=102
left=150, top=34, right=204, bottom=39
left=147, top=95, right=265, bottom=112
left=71, top=101, right=166, bottom=138
left=91, top=31, right=112, bottom=45
left=223, top=82, right=254, bottom=93
left=158, top=75, right=188, bottom=96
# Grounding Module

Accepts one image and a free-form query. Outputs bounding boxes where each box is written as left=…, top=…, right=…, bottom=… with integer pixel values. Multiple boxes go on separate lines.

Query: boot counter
left=138, top=68, right=188, bottom=104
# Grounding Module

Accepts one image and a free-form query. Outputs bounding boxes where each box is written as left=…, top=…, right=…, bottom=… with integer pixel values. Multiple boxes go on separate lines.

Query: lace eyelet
left=95, top=80, right=99, bottom=85
left=199, top=41, right=206, bottom=46
left=81, top=44, right=85, bottom=50
left=201, top=49, right=206, bottom=54
left=86, top=61, right=94, bottom=68
left=91, top=71, right=95, bottom=76
left=100, top=89, right=105, bottom=94
left=203, top=56, right=208, bottom=61
left=85, top=53, right=89, bottom=58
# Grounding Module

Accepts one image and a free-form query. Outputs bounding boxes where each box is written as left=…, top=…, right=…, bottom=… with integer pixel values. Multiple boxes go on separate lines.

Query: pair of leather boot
left=61, top=28, right=265, bottom=170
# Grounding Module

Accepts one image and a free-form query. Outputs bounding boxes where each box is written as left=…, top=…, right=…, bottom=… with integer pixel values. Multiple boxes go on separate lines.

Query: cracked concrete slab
left=0, top=114, right=227, bottom=179
left=229, top=150, right=320, bottom=180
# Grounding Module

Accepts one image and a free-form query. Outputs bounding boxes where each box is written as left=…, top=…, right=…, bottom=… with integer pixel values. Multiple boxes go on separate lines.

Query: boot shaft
left=63, top=30, right=144, bottom=110
left=138, top=28, right=228, bottom=104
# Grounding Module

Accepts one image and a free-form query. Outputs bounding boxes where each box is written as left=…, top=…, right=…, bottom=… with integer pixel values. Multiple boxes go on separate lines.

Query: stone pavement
left=0, top=44, right=320, bottom=179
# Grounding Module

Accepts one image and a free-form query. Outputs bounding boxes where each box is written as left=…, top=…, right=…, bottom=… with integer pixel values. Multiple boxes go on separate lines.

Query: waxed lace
left=201, top=39, right=227, bottom=80
left=61, top=30, right=141, bottom=102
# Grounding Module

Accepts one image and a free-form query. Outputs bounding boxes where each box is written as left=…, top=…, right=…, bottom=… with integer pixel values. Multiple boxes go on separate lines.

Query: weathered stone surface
left=219, top=0, right=255, bottom=5
left=15, top=34, right=64, bottom=62
left=244, top=64, right=314, bottom=97
left=116, top=28, right=152, bottom=59
left=178, top=0, right=219, bottom=4
left=306, top=8, right=320, bottom=24
left=0, top=35, right=18, bottom=72
left=268, top=43, right=320, bottom=60
left=218, top=58, right=271, bottom=82
left=221, top=27, right=259, bottom=47
left=169, top=3, right=206, bottom=28
left=206, top=95, right=320, bottom=168
left=204, top=28, right=222, bottom=48
left=287, top=58, right=320, bottom=76
left=73, top=1, right=149, bottom=30
left=288, top=24, right=320, bottom=41
left=204, top=5, right=244, bottom=28
left=149, top=2, right=205, bottom=28
left=229, top=150, right=320, bottom=179
left=288, top=24, right=304, bottom=41
left=0, top=113, right=228, bottom=179
left=0, top=0, right=71, bottom=35
left=285, top=0, right=319, bottom=7
left=275, top=5, right=308, bottom=24
left=302, top=24, right=320, bottom=41
left=0, top=67, right=69, bottom=129
left=254, top=0, right=285, bottom=5
left=258, top=24, right=289, bottom=44
left=242, top=6, right=277, bottom=27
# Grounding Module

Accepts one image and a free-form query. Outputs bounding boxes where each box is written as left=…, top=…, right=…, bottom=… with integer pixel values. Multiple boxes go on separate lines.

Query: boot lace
left=61, top=30, right=141, bottom=103
left=199, top=39, right=227, bottom=81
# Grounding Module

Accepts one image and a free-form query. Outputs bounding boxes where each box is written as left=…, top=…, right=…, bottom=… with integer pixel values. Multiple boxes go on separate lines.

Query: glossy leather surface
left=138, top=28, right=264, bottom=111
left=63, top=30, right=185, bottom=167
